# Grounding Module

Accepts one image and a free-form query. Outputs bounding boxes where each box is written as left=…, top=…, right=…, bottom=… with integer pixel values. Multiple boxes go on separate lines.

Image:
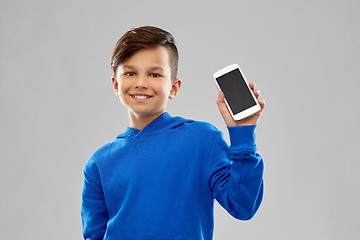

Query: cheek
left=117, top=81, right=131, bottom=102
left=118, top=82, right=129, bottom=105
left=119, top=80, right=131, bottom=93
left=153, top=81, right=171, bottom=96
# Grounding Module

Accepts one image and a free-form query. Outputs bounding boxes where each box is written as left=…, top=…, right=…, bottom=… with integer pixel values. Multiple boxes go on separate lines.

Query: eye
left=125, top=72, right=135, bottom=76
left=150, top=73, right=161, bottom=78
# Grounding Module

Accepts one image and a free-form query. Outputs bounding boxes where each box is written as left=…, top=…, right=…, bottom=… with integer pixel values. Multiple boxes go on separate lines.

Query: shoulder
left=83, top=141, right=116, bottom=171
left=175, top=116, right=222, bottom=138
left=179, top=115, right=220, bottom=131
left=191, top=120, right=219, bottom=132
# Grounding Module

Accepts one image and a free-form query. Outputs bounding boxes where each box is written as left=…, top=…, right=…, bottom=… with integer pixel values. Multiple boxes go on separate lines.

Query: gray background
left=1, top=0, right=359, bottom=239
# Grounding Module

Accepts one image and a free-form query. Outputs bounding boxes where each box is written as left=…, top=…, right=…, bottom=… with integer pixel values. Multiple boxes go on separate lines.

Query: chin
left=131, top=109, right=164, bottom=118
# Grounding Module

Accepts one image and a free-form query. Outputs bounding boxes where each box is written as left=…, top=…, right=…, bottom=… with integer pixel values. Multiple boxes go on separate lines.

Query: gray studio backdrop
left=1, top=0, right=359, bottom=239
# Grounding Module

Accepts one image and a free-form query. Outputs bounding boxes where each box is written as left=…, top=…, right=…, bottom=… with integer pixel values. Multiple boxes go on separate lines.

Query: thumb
left=216, top=91, right=225, bottom=106
left=216, top=91, right=229, bottom=116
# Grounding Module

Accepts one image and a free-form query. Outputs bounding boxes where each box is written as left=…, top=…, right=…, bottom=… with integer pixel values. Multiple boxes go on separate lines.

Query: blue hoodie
left=81, top=112, right=264, bottom=240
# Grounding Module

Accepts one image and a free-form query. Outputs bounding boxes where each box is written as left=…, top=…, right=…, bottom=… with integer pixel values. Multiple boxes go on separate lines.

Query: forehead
left=120, top=46, right=171, bottom=70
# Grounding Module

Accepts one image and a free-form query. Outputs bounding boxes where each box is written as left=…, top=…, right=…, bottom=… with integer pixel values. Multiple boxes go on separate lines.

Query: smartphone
left=213, top=64, right=260, bottom=121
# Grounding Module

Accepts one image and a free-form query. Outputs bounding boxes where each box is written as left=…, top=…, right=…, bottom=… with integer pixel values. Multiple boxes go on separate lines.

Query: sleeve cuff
left=227, top=125, right=257, bottom=150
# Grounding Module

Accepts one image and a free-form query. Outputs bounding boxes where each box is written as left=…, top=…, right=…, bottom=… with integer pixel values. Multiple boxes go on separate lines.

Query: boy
left=81, top=26, right=266, bottom=240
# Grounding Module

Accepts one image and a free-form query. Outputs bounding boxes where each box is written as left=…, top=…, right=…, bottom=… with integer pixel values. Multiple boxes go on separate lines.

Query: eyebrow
left=122, top=65, right=165, bottom=72
left=149, top=66, right=165, bottom=72
left=122, top=64, right=133, bottom=68
left=122, top=65, right=135, bottom=70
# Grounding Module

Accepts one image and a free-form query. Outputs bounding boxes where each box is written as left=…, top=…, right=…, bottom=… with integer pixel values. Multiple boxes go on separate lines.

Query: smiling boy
left=81, top=26, right=266, bottom=240
left=112, top=46, right=181, bottom=130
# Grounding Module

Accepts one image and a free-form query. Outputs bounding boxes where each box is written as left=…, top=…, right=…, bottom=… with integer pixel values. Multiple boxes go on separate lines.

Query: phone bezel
left=213, top=64, right=260, bottom=121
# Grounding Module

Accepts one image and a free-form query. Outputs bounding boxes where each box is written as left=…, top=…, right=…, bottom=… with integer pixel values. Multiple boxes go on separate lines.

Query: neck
left=129, top=111, right=166, bottom=130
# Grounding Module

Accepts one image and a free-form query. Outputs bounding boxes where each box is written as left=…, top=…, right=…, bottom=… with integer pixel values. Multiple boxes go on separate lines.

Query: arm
left=209, top=82, right=265, bottom=220
left=81, top=159, right=109, bottom=240
left=208, top=125, right=264, bottom=220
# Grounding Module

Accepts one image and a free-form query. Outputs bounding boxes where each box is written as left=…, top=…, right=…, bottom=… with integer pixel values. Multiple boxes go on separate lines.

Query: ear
left=169, top=78, right=182, bottom=99
left=112, top=75, right=119, bottom=97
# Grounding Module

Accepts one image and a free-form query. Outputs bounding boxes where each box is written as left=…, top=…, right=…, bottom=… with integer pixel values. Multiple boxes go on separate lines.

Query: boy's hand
left=216, top=82, right=266, bottom=127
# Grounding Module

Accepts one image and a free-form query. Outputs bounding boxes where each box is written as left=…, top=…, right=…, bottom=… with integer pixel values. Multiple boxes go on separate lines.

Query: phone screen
left=215, top=68, right=257, bottom=115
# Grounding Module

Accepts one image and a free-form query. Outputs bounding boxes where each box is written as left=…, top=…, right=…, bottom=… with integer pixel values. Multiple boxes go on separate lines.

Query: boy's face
left=112, top=46, right=181, bottom=119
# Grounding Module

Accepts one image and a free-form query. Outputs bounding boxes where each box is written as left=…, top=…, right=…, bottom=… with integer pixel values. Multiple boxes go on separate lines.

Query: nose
left=135, top=74, right=148, bottom=89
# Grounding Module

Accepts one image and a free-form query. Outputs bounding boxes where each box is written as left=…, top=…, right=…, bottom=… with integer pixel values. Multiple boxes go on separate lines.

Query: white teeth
left=133, top=95, right=149, bottom=99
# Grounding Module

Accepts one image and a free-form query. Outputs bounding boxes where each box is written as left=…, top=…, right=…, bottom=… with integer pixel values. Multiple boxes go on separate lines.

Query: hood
left=116, top=112, right=194, bottom=140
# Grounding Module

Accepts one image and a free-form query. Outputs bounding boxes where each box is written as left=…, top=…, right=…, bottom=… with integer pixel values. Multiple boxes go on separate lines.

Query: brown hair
left=111, top=26, right=179, bottom=81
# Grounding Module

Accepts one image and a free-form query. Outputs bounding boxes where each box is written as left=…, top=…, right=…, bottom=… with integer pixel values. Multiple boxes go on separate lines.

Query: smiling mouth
left=130, top=94, right=153, bottom=100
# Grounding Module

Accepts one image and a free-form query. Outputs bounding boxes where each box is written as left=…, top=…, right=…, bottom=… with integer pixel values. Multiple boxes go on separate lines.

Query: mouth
left=130, top=94, right=153, bottom=102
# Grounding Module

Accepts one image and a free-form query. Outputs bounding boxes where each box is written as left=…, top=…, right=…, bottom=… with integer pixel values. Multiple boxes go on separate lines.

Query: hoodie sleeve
left=208, top=125, right=264, bottom=220
left=81, top=158, right=109, bottom=240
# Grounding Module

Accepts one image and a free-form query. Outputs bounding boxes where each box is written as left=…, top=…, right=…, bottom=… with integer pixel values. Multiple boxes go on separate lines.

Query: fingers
left=259, top=98, right=266, bottom=112
left=249, top=82, right=266, bottom=112
left=254, top=89, right=260, bottom=99
left=249, top=82, right=255, bottom=91
left=249, top=82, right=260, bottom=100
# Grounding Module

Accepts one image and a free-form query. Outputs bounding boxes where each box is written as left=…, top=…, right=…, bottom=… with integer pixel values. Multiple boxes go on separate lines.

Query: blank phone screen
left=215, top=68, right=257, bottom=114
